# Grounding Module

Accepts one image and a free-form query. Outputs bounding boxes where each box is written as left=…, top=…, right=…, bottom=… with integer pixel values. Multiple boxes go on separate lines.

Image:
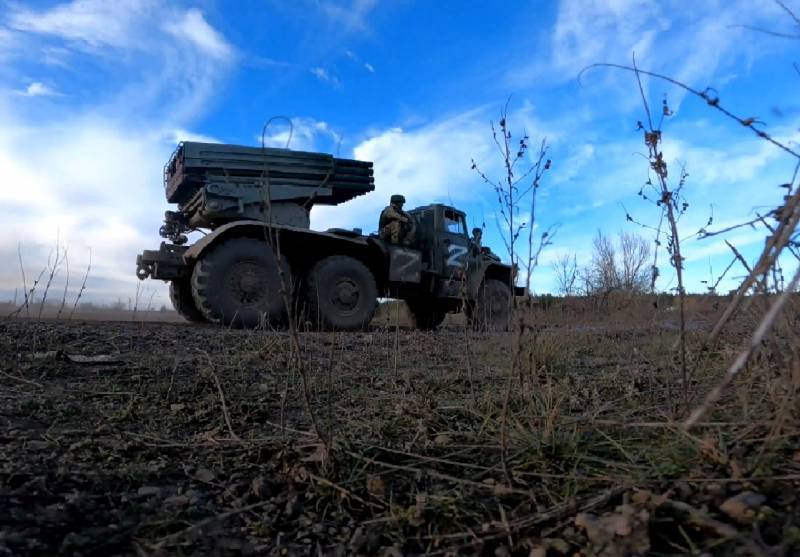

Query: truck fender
left=182, top=221, right=387, bottom=284
left=470, top=263, right=520, bottom=297
left=182, top=221, right=271, bottom=261
left=183, top=220, right=373, bottom=261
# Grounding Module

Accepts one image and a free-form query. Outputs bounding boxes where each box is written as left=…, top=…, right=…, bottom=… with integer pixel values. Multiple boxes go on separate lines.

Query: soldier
left=379, top=194, right=416, bottom=246
left=470, top=227, right=483, bottom=254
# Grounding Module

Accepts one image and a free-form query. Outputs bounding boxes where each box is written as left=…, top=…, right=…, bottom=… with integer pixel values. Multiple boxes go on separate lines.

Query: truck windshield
left=443, top=211, right=466, bottom=235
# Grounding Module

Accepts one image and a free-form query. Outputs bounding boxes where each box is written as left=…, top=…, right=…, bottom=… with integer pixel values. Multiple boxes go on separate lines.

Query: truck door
left=438, top=209, right=476, bottom=295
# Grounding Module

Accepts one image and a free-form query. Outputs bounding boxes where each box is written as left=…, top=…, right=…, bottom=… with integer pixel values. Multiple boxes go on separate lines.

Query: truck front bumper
left=136, top=242, right=189, bottom=281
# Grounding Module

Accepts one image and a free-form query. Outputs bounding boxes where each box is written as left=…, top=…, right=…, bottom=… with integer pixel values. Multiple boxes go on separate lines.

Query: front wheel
left=466, top=279, right=511, bottom=331
left=305, top=255, right=377, bottom=331
left=169, top=278, right=206, bottom=323
left=191, top=238, right=288, bottom=328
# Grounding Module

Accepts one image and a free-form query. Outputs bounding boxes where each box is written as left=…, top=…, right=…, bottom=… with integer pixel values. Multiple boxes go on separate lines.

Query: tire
left=191, top=238, right=288, bottom=329
left=406, top=298, right=448, bottom=330
left=169, top=278, right=206, bottom=323
left=467, top=279, right=511, bottom=331
left=305, top=255, right=377, bottom=331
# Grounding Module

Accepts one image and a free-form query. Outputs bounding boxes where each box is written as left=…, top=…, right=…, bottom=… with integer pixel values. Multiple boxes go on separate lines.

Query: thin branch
left=632, top=52, right=654, bottom=131
left=69, top=248, right=92, bottom=320
left=725, top=240, right=753, bottom=276
left=698, top=214, right=768, bottom=239
left=775, top=0, right=800, bottom=28
left=685, top=263, right=800, bottom=427
left=661, top=498, right=768, bottom=557
left=729, top=24, right=800, bottom=39
left=201, top=351, right=240, bottom=441
left=579, top=62, right=800, bottom=159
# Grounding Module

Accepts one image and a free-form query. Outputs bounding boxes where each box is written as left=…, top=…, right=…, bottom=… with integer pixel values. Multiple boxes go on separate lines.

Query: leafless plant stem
left=7, top=264, right=47, bottom=319
left=17, top=243, right=29, bottom=318
left=261, top=121, right=328, bottom=452
left=38, top=239, right=66, bottom=320
left=685, top=263, right=800, bottom=427
left=725, top=240, right=753, bottom=276
left=706, top=187, right=800, bottom=349
left=473, top=103, right=554, bottom=488
left=631, top=56, right=689, bottom=413
left=69, top=248, right=91, bottom=320
left=56, top=251, right=70, bottom=319
left=202, top=352, right=240, bottom=441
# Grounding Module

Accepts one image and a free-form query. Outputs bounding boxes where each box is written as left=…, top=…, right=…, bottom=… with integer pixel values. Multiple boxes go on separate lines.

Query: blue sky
left=0, top=0, right=798, bottom=305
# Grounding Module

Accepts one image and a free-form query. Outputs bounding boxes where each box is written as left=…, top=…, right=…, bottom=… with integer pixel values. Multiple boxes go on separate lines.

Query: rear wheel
left=467, top=279, right=511, bottom=331
left=406, top=298, right=448, bottom=330
left=169, top=278, right=206, bottom=323
left=191, top=238, right=288, bottom=328
left=305, top=255, right=377, bottom=331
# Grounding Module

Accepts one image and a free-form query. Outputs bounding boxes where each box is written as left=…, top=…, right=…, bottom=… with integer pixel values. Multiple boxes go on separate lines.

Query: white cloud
left=311, top=110, right=498, bottom=232
left=0, top=116, right=171, bottom=302
left=550, top=0, right=664, bottom=78
left=311, top=66, right=330, bottom=80
left=164, top=8, right=234, bottom=61
left=15, top=82, right=62, bottom=97
left=318, top=0, right=377, bottom=31
left=12, top=1, right=226, bottom=56
left=169, top=129, right=220, bottom=145
left=0, top=27, right=14, bottom=50
left=510, top=0, right=792, bottom=114
left=310, top=66, right=342, bottom=89
left=0, top=2, right=236, bottom=304
left=260, top=117, right=342, bottom=152
left=8, top=0, right=154, bottom=50
left=5, top=2, right=234, bottom=124
left=344, top=49, right=376, bottom=73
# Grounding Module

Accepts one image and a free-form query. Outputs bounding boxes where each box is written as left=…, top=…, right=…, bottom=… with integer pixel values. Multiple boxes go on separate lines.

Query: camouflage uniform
left=379, top=195, right=416, bottom=246
left=470, top=228, right=483, bottom=253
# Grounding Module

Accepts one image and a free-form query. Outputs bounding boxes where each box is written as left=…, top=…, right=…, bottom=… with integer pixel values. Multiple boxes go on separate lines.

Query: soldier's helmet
left=390, top=194, right=406, bottom=204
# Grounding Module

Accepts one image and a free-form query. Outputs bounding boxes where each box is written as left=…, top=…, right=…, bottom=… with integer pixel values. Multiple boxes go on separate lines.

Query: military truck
left=136, top=141, right=520, bottom=330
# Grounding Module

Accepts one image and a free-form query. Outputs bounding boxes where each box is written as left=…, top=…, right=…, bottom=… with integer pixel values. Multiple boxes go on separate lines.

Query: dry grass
left=1, top=296, right=798, bottom=555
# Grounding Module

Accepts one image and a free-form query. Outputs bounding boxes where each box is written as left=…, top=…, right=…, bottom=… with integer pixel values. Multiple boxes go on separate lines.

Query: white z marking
left=446, top=245, right=468, bottom=267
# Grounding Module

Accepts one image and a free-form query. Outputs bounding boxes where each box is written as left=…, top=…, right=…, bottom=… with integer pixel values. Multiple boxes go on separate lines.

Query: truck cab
left=380, top=203, right=516, bottom=329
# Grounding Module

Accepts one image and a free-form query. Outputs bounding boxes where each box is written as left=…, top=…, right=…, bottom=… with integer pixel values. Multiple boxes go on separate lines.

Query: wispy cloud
left=0, top=1, right=237, bottom=303
left=261, top=117, right=343, bottom=153
left=310, top=66, right=342, bottom=89
left=15, top=82, right=62, bottom=97
left=345, top=49, right=376, bottom=73
left=511, top=0, right=791, bottom=111
left=169, top=129, right=220, bottom=145
left=311, top=108, right=505, bottom=232
left=9, top=1, right=234, bottom=62
left=164, top=8, right=234, bottom=61
left=8, top=0, right=154, bottom=50
left=317, top=0, right=377, bottom=31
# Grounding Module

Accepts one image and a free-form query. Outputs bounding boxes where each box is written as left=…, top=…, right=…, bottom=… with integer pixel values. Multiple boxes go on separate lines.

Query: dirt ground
left=1, top=309, right=798, bottom=556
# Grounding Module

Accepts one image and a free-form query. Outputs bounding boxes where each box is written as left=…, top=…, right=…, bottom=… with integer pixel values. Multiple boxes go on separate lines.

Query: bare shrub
left=553, top=253, right=578, bottom=295
left=619, top=231, right=651, bottom=291
left=580, top=230, right=651, bottom=296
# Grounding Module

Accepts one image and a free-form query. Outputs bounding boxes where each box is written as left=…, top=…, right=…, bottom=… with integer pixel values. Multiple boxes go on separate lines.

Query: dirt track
left=1, top=317, right=798, bottom=556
